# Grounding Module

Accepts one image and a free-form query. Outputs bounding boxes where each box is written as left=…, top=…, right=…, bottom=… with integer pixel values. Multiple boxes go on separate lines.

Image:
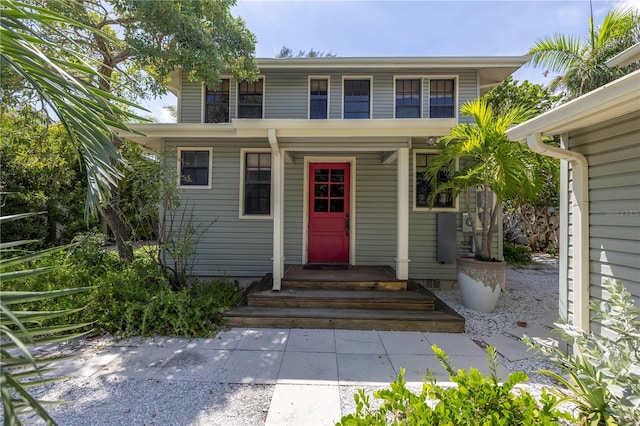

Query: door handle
left=345, top=213, right=350, bottom=236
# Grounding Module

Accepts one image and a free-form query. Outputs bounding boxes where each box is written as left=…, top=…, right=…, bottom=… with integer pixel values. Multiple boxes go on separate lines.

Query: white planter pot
left=456, top=257, right=505, bottom=313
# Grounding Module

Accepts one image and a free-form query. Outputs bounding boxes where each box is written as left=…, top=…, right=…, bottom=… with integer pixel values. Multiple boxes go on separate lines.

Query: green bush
left=1, top=238, right=245, bottom=338
left=338, top=345, right=574, bottom=425
left=526, top=280, right=640, bottom=425
left=503, top=242, right=533, bottom=265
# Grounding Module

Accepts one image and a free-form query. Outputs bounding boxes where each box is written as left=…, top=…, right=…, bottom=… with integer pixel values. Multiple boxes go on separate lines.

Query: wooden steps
left=223, top=275, right=465, bottom=332
left=224, top=306, right=463, bottom=332
left=248, top=289, right=434, bottom=310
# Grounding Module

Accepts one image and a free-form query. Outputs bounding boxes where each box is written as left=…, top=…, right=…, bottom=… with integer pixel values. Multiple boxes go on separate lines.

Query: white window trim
left=236, top=75, right=265, bottom=120
left=177, top=147, right=213, bottom=190
left=342, top=75, right=373, bottom=119
left=308, top=75, right=330, bottom=119
left=393, top=75, right=424, bottom=119
left=412, top=149, right=459, bottom=212
left=426, top=75, right=459, bottom=119
left=239, top=148, right=273, bottom=219
left=201, top=75, right=233, bottom=124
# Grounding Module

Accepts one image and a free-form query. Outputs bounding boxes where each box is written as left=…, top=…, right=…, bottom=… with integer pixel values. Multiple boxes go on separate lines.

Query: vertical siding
left=568, top=111, right=640, bottom=334
left=164, top=139, right=273, bottom=276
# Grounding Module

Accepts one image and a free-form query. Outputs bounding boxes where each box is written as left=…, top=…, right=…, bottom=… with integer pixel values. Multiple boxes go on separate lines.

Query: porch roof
left=120, top=118, right=457, bottom=152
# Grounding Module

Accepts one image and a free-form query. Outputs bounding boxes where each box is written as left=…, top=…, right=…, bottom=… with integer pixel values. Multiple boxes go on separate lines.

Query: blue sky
left=144, top=0, right=638, bottom=122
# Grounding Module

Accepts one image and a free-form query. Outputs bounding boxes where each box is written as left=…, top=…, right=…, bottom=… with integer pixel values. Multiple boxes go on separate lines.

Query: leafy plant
left=425, top=98, right=540, bottom=261
left=338, top=345, right=573, bottom=425
left=526, top=280, right=640, bottom=425
left=503, top=243, right=533, bottom=266
left=1, top=221, right=91, bottom=424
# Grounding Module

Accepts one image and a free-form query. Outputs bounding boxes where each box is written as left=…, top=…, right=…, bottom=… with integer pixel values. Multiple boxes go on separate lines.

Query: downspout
left=268, top=128, right=284, bottom=291
left=527, top=133, right=590, bottom=333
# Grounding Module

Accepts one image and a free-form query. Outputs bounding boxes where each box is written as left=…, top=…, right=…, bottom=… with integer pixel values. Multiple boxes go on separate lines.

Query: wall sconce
left=426, top=136, right=438, bottom=146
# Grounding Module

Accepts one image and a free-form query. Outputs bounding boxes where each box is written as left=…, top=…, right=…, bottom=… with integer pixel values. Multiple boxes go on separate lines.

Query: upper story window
left=178, top=147, right=213, bottom=189
left=395, top=78, right=421, bottom=118
left=205, top=79, right=230, bottom=123
left=344, top=78, right=371, bottom=119
left=241, top=150, right=272, bottom=217
left=238, top=79, right=264, bottom=119
left=429, top=79, right=455, bottom=118
left=309, top=78, right=329, bottom=119
left=414, top=151, right=456, bottom=211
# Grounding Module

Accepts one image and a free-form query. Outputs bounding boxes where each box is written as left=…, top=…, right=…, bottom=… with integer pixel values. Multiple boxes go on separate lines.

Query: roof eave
left=506, top=70, right=640, bottom=141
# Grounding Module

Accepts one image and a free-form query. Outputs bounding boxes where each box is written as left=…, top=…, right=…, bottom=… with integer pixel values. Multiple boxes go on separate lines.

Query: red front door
left=308, top=163, right=350, bottom=263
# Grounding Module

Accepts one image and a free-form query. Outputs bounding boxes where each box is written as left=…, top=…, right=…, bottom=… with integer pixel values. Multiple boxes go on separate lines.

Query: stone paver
left=41, top=327, right=545, bottom=425
left=483, top=334, right=534, bottom=362
left=265, top=384, right=341, bottom=426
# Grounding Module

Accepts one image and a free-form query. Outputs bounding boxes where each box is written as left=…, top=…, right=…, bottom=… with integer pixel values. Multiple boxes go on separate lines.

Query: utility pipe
left=527, top=133, right=590, bottom=333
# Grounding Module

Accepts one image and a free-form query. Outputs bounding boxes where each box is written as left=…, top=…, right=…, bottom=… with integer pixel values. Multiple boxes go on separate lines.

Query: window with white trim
left=241, top=150, right=272, bottom=216
left=238, top=79, right=264, bottom=118
left=205, top=79, right=230, bottom=123
left=395, top=78, right=421, bottom=118
left=429, top=79, right=455, bottom=118
left=309, top=78, right=329, bottom=119
left=343, top=78, right=371, bottom=119
left=178, top=148, right=213, bottom=188
left=414, top=150, right=457, bottom=210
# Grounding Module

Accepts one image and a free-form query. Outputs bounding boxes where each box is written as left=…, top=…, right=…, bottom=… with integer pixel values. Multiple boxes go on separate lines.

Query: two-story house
left=125, top=56, right=528, bottom=291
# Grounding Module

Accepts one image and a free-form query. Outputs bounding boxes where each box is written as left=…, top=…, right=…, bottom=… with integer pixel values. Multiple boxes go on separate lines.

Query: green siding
left=177, top=68, right=479, bottom=122
left=165, top=140, right=273, bottom=276
left=566, top=111, right=640, bottom=335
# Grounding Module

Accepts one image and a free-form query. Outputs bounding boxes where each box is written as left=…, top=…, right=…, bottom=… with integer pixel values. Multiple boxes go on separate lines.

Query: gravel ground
left=12, top=255, right=571, bottom=425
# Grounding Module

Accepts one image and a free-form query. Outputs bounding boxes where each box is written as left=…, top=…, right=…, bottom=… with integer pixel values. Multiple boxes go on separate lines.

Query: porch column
left=396, top=147, right=410, bottom=279
left=269, top=129, right=285, bottom=291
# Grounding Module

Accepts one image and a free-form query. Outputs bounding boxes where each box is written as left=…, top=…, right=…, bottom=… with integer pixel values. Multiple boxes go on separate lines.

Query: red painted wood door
left=308, top=163, right=350, bottom=263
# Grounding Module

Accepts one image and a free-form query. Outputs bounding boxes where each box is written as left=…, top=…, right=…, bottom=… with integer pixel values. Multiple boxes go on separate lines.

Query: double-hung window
left=238, top=79, right=264, bottom=118
left=178, top=147, right=213, bottom=189
left=343, top=78, right=371, bottom=119
left=241, top=150, right=272, bottom=217
left=309, top=78, right=329, bottom=119
left=429, top=79, right=455, bottom=118
left=414, top=151, right=456, bottom=210
left=205, top=79, right=230, bottom=123
left=395, top=79, right=421, bottom=118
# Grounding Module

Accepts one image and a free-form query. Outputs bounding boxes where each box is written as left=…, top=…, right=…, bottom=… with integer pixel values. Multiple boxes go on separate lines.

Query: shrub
left=338, top=345, right=574, bottom=425
left=526, top=280, right=640, bottom=425
left=503, top=242, right=533, bottom=265
left=2, top=239, right=245, bottom=338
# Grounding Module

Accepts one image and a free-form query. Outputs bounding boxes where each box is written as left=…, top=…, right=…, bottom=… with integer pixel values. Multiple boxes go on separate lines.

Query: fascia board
left=606, top=43, right=640, bottom=68
left=507, top=70, right=640, bottom=141
left=256, top=56, right=529, bottom=69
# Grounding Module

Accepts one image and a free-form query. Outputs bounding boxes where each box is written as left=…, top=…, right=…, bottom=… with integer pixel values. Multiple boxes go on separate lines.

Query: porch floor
left=283, top=264, right=401, bottom=283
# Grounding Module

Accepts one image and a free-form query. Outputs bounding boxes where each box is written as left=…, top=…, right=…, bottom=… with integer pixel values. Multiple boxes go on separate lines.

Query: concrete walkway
left=36, top=327, right=554, bottom=425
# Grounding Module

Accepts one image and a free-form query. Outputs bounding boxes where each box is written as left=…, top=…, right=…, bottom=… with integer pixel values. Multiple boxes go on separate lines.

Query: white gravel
left=11, top=255, right=573, bottom=425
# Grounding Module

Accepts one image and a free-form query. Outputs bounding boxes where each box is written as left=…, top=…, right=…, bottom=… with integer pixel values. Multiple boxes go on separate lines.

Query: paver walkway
left=37, top=327, right=549, bottom=425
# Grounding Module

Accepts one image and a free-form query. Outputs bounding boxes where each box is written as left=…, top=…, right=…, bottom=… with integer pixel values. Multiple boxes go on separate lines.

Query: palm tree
left=527, top=6, right=640, bottom=99
left=426, top=98, right=541, bottom=262
left=1, top=1, right=142, bottom=422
